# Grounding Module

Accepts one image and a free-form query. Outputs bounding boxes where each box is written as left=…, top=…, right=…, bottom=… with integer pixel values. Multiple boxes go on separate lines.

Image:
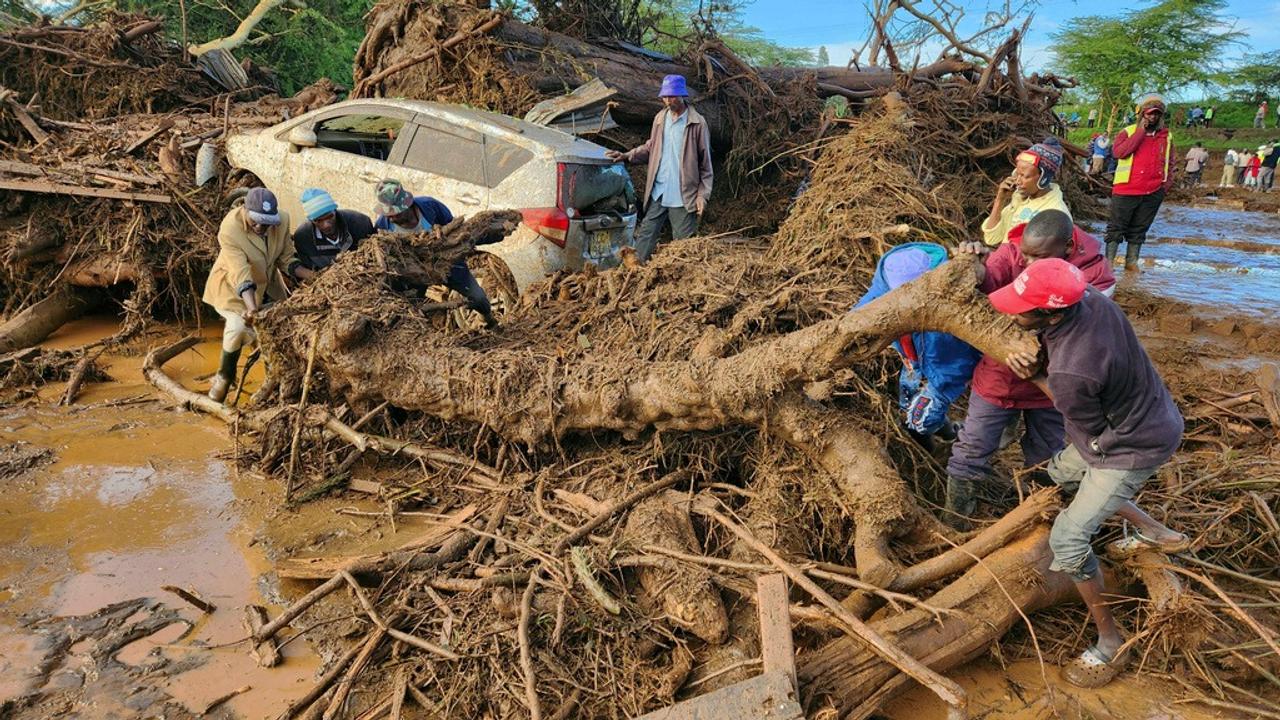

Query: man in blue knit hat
left=855, top=243, right=980, bottom=450
left=607, top=74, right=713, bottom=262
left=292, top=188, right=375, bottom=271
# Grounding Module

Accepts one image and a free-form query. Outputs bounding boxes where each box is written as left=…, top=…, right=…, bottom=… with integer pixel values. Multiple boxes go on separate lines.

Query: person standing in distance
left=606, top=75, right=713, bottom=263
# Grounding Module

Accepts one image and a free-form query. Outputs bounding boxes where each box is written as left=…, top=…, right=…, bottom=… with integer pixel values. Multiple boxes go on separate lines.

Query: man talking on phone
left=1104, top=94, right=1175, bottom=273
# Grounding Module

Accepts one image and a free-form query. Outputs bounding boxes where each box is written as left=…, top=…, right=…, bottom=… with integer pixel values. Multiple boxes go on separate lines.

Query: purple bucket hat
left=883, top=248, right=932, bottom=289
left=659, top=74, right=688, bottom=98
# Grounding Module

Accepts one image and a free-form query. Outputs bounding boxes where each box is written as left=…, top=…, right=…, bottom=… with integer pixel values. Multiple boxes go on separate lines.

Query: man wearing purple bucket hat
left=607, top=74, right=713, bottom=262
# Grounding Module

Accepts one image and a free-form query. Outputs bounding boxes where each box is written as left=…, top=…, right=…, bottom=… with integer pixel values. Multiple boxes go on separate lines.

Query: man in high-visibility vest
left=1105, top=94, right=1174, bottom=273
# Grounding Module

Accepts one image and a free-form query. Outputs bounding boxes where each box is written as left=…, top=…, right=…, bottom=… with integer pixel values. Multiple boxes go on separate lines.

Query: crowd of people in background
left=1219, top=142, right=1279, bottom=191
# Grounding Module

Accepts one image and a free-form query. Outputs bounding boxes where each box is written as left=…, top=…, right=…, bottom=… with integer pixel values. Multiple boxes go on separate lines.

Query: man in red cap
left=607, top=74, right=713, bottom=262
left=945, top=210, right=1115, bottom=530
left=992, top=257, right=1188, bottom=689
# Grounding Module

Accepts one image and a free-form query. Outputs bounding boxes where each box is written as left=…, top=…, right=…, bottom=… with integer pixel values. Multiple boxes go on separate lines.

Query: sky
left=742, top=0, right=1280, bottom=78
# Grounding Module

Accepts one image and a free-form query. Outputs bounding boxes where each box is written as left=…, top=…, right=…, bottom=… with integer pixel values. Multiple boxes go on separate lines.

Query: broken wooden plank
left=349, top=478, right=385, bottom=495
left=161, top=584, right=217, bottom=614
left=632, top=671, right=803, bottom=720
left=2, top=95, right=50, bottom=144
left=0, top=178, right=170, bottom=203
left=276, top=504, right=477, bottom=579
left=242, top=604, right=282, bottom=667
left=756, top=574, right=797, bottom=692
left=124, top=117, right=174, bottom=154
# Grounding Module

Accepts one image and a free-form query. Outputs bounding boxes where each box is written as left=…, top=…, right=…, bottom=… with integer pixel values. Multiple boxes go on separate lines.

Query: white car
left=226, top=98, right=637, bottom=297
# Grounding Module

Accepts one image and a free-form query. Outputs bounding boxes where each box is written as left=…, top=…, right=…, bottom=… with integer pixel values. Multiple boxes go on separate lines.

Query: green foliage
left=1052, top=0, right=1243, bottom=122
left=816, top=45, right=829, bottom=67
left=646, top=0, right=814, bottom=67
left=118, top=0, right=373, bottom=95
left=1067, top=125, right=1275, bottom=152
left=1216, top=57, right=1280, bottom=103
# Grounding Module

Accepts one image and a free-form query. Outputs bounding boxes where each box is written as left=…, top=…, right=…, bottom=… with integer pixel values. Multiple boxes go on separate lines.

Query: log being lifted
left=352, top=2, right=976, bottom=145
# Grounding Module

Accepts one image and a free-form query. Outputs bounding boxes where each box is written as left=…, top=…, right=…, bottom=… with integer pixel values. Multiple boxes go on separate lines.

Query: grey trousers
left=635, top=203, right=699, bottom=262
left=1047, top=444, right=1158, bottom=582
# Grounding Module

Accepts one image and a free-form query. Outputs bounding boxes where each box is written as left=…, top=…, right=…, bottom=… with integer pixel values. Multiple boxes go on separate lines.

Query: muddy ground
left=1, top=200, right=1277, bottom=719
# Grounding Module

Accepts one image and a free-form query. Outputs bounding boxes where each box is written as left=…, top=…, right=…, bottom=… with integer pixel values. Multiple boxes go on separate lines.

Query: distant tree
left=1218, top=57, right=1280, bottom=103
left=648, top=0, right=815, bottom=67
left=817, top=45, right=830, bottom=66
left=1052, top=0, right=1243, bottom=132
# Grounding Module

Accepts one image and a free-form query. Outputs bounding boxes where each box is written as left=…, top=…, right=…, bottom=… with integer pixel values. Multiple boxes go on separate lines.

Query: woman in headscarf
left=982, top=137, right=1072, bottom=246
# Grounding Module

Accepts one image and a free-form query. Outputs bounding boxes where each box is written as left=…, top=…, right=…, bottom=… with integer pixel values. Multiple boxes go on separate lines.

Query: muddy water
left=887, top=658, right=1229, bottom=719
left=1089, top=204, right=1280, bottom=320
left=0, top=318, right=316, bottom=718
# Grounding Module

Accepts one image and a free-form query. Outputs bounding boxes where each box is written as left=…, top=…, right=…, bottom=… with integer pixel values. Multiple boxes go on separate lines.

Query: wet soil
left=1, top=201, right=1275, bottom=719
left=0, top=319, right=320, bottom=719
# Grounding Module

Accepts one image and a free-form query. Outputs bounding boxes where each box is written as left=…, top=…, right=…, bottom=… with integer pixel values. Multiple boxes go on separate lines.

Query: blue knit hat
left=300, top=188, right=338, bottom=221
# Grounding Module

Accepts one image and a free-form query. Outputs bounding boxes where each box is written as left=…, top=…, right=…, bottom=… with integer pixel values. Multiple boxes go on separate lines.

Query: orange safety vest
left=1113, top=124, right=1172, bottom=186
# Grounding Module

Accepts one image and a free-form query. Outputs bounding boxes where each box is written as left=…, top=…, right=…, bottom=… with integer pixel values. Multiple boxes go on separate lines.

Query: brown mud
left=4, top=259, right=1271, bottom=720
left=0, top=317, right=321, bottom=719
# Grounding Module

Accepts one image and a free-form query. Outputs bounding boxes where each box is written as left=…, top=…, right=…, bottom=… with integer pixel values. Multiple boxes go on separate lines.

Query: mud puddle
left=0, top=317, right=318, bottom=718
left=887, top=658, right=1231, bottom=719
left=1087, top=204, right=1280, bottom=322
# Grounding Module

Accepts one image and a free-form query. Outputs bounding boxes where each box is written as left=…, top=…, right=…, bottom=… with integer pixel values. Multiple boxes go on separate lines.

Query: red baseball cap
left=989, top=258, right=1086, bottom=314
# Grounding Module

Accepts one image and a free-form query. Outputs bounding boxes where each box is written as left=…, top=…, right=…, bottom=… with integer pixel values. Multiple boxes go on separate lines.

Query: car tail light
left=521, top=207, right=569, bottom=246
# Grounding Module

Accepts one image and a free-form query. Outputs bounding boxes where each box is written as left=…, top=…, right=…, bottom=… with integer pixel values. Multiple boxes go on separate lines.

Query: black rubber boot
left=1125, top=243, right=1142, bottom=273
left=1105, top=240, right=1120, bottom=266
left=943, top=475, right=977, bottom=531
left=208, top=347, right=242, bottom=402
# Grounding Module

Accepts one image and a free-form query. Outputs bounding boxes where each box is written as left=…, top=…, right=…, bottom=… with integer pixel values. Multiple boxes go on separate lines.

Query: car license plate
left=589, top=230, right=612, bottom=256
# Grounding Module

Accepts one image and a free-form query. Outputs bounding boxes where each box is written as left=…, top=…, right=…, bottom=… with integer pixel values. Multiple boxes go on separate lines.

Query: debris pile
left=0, top=13, right=341, bottom=398
left=3, top=4, right=1277, bottom=720
left=146, top=60, right=1279, bottom=717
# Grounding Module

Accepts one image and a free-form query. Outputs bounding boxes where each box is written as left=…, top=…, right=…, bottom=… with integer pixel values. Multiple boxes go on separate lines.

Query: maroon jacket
left=971, top=225, right=1117, bottom=409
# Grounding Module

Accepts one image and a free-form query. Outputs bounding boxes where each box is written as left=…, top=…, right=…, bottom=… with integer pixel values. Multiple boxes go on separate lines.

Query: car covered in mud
left=225, top=99, right=638, bottom=299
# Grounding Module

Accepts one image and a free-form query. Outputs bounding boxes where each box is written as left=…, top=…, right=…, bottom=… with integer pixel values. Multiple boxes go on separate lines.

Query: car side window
left=314, top=114, right=405, bottom=161
left=402, top=123, right=486, bottom=186
left=484, top=138, right=533, bottom=188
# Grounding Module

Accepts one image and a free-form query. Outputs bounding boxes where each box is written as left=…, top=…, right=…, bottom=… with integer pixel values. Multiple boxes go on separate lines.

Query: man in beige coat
left=607, top=74, right=713, bottom=262
left=203, top=187, right=314, bottom=401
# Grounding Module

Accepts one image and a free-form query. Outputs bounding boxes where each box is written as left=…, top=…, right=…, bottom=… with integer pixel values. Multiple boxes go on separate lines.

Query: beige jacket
left=202, top=207, right=299, bottom=313
left=625, top=105, right=714, bottom=212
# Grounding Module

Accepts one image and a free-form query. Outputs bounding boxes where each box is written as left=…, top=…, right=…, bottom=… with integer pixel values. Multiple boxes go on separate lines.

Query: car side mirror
left=288, top=125, right=317, bottom=152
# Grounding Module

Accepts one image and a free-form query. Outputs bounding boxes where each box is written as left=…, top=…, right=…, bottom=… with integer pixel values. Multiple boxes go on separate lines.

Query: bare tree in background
left=853, top=0, right=1037, bottom=69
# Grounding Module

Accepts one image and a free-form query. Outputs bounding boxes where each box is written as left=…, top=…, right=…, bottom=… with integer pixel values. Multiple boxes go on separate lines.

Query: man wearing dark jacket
left=607, top=74, right=713, bottom=263
left=995, top=257, right=1187, bottom=690
left=945, top=211, right=1116, bottom=529
left=372, top=179, right=496, bottom=327
left=855, top=243, right=980, bottom=449
left=292, top=188, right=374, bottom=271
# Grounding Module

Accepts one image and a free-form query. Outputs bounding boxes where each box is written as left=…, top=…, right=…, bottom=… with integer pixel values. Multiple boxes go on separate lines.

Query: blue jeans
left=446, top=260, right=491, bottom=316
left=1047, top=444, right=1158, bottom=582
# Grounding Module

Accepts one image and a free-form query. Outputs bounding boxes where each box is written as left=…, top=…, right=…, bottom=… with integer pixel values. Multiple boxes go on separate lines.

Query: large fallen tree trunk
left=257, top=232, right=1036, bottom=446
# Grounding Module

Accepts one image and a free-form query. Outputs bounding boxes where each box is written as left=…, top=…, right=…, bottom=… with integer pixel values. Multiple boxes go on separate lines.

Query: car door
left=396, top=113, right=490, bottom=214
left=275, top=105, right=416, bottom=223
